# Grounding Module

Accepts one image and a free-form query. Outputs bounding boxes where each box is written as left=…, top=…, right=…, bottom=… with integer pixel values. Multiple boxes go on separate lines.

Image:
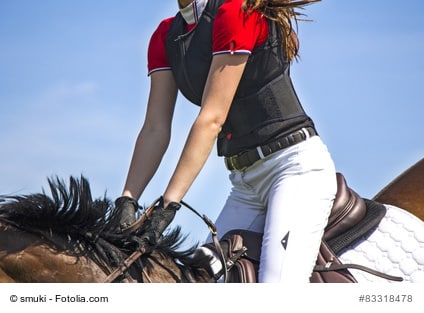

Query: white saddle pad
left=338, top=205, right=424, bottom=282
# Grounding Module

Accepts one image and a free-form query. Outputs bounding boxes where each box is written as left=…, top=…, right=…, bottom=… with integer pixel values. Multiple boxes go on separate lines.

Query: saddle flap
left=228, top=258, right=257, bottom=283
left=220, top=230, right=260, bottom=283
left=222, top=229, right=263, bottom=263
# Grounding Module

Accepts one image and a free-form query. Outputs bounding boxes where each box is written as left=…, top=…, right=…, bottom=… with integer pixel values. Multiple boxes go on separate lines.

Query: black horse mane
left=0, top=176, right=211, bottom=281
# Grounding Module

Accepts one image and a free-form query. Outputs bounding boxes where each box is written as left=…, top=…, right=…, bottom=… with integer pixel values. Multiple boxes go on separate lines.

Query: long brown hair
left=242, top=0, right=321, bottom=61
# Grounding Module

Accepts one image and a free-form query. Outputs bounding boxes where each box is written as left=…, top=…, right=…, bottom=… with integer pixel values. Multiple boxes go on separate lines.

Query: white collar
left=179, top=0, right=208, bottom=25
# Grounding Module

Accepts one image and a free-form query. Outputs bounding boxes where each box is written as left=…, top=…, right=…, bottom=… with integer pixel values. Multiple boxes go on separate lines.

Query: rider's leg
left=258, top=136, right=336, bottom=282
left=202, top=136, right=336, bottom=282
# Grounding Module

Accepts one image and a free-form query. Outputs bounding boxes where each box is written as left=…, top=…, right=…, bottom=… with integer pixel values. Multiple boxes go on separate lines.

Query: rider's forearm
left=122, top=71, right=177, bottom=201
left=122, top=125, right=170, bottom=201
left=163, top=114, right=220, bottom=207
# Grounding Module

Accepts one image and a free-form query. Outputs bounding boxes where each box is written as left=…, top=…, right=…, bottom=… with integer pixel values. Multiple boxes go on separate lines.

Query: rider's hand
left=114, top=196, right=138, bottom=231
left=140, top=197, right=181, bottom=249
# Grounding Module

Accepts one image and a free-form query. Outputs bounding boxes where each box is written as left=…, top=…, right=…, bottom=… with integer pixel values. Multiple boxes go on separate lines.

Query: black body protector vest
left=166, top=0, right=314, bottom=157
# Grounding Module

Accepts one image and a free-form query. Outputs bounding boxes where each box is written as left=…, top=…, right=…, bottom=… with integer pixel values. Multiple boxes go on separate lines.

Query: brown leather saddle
left=205, top=173, right=403, bottom=283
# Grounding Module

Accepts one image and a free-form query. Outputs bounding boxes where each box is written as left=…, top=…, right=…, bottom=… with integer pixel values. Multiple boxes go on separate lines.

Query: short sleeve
left=212, top=0, right=268, bottom=55
left=147, top=18, right=174, bottom=76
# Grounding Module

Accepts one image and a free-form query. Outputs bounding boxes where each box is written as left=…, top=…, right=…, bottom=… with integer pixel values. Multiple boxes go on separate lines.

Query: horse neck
left=0, top=222, right=108, bottom=282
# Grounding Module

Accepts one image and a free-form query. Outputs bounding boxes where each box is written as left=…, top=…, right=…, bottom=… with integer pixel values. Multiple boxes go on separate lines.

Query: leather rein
left=104, top=199, right=227, bottom=283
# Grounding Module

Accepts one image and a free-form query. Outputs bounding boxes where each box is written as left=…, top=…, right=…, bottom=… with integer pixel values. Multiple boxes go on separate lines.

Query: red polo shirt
left=147, top=0, right=269, bottom=75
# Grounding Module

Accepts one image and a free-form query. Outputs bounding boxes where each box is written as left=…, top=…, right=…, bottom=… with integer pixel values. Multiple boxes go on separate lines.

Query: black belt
left=224, top=127, right=317, bottom=171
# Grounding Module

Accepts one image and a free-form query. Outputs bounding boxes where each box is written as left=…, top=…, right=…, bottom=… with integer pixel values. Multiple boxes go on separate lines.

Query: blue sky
left=1, top=0, right=423, bottom=247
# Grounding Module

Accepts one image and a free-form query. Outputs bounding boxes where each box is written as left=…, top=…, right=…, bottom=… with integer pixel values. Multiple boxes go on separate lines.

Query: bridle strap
left=180, top=200, right=228, bottom=283
left=104, top=246, right=147, bottom=283
left=142, top=267, right=153, bottom=283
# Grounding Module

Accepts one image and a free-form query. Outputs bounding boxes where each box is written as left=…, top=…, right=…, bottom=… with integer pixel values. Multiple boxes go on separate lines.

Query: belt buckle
left=225, top=155, right=239, bottom=171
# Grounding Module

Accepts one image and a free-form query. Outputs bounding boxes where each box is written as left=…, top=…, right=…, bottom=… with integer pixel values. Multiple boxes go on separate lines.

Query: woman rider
left=115, top=0, right=337, bottom=282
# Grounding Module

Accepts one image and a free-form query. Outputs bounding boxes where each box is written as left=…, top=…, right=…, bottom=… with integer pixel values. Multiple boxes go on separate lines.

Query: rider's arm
left=162, top=53, right=248, bottom=207
left=122, top=70, right=178, bottom=200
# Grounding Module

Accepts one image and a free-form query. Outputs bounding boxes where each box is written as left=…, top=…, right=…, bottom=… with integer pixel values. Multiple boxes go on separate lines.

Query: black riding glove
left=114, top=196, right=138, bottom=231
left=140, top=197, right=181, bottom=248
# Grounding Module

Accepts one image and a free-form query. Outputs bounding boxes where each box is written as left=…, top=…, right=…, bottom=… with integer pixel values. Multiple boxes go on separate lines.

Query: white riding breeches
left=207, top=136, right=337, bottom=282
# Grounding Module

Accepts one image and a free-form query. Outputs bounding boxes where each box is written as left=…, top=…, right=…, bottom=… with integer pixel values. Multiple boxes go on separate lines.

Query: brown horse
left=0, top=158, right=423, bottom=283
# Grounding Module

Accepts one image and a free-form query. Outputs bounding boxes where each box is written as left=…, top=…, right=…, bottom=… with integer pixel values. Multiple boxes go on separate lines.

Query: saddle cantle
left=206, top=173, right=402, bottom=283
left=323, top=174, right=387, bottom=255
left=325, top=173, right=367, bottom=241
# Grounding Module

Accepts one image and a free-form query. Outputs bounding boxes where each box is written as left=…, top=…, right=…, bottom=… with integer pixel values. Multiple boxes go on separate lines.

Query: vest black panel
left=166, top=0, right=314, bottom=156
